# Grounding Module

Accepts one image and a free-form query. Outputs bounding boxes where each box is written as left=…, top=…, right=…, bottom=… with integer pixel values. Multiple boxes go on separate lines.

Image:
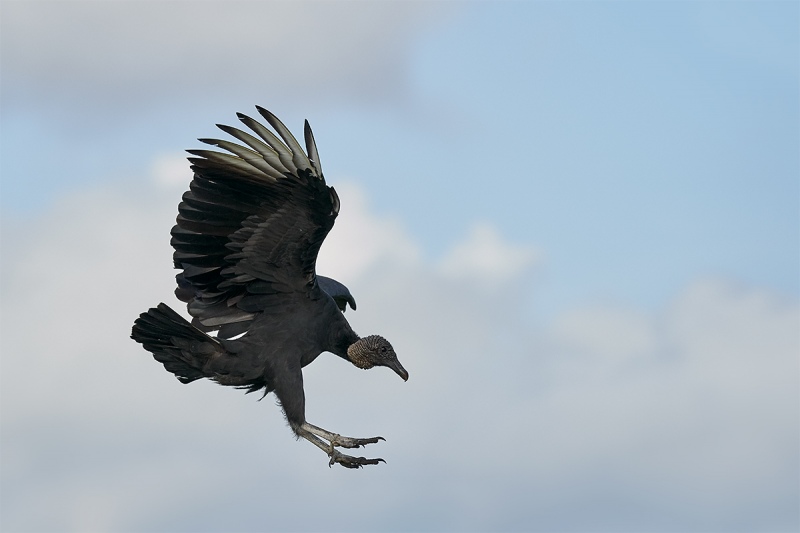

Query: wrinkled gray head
left=347, top=335, right=408, bottom=381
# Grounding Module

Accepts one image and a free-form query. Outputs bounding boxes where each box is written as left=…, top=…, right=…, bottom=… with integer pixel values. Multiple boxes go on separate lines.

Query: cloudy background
left=1, top=1, right=798, bottom=532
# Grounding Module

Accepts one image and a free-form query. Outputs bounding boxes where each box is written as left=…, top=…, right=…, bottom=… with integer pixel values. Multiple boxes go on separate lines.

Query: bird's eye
left=380, top=346, right=387, bottom=353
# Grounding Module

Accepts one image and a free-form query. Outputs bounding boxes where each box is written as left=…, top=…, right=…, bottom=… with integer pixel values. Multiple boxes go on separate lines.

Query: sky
left=1, top=1, right=798, bottom=532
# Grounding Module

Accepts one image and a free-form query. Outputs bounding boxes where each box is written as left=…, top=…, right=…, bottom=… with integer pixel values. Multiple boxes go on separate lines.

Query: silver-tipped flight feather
left=255, top=106, right=313, bottom=174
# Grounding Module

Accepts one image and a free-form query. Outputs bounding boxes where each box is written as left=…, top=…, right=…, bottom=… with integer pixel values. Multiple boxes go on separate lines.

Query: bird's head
left=347, top=335, right=408, bottom=381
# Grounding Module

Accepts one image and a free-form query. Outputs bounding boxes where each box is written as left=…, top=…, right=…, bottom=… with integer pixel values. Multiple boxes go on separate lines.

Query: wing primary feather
left=304, top=120, right=323, bottom=178
left=236, top=112, right=296, bottom=172
left=216, top=124, right=293, bottom=175
left=186, top=149, right=272, bottom=180
left=198, top=138, right=283, bottom=180
left=255, top=106, right=313, bottom=173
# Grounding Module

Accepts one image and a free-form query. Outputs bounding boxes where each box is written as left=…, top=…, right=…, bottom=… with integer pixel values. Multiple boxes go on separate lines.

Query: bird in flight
left=131, top=107, right=408, bottom=468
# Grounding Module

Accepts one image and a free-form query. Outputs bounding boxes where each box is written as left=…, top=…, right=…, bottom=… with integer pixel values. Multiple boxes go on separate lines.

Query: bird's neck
left=331, top=325, right=360, bottom=361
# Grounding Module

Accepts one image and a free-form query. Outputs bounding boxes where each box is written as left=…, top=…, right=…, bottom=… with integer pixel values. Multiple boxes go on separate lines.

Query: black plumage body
left=132, top=107, right=407, bottom=468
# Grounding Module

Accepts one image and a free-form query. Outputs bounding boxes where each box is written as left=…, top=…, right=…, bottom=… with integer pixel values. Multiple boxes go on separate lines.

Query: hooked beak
left=386, top=358, right=409, bottom=381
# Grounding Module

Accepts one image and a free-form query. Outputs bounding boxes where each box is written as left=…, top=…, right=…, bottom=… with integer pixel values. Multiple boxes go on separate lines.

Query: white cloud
left=1, top=168, right=797, bottom=531
left=1, top=1, right=454, bottom=111
left=551, top=305, right=656, bottom=364
left=437, top=221, right=541, bottom=287
left=151, top=153, right=193, bottom=190
left=316, top=181, right=421, bottom=283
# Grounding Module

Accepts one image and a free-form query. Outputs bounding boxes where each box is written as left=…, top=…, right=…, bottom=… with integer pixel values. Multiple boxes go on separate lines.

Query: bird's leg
left=303, top=422, right=384, bottom=449
left=295, top=422, right=386, bottom=468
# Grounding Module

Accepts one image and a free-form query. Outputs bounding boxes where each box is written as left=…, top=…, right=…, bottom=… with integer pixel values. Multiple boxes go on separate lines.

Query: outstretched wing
left=171, top=107, right=341, bottom=339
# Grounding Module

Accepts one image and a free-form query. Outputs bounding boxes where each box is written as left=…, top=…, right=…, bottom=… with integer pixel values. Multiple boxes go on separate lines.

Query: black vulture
left=131, top=107, right=408, bottom=468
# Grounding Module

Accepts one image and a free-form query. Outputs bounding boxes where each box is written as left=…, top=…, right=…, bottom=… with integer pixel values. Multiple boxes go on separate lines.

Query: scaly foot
left=297, top=422, right=388, bottom=468
left=328, top=449, right=386, bottom=469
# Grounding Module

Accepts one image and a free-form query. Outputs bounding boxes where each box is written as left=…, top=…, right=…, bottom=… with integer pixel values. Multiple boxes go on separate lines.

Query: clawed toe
left=330, top=435, right=385, bottom=449
left=328, top=449, right=386, bottom=469
left=299, top=422, right=389, bottom=468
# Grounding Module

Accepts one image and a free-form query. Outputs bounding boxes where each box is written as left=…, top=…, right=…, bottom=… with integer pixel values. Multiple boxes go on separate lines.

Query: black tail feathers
left=131, top=303, right=222, bottom=384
